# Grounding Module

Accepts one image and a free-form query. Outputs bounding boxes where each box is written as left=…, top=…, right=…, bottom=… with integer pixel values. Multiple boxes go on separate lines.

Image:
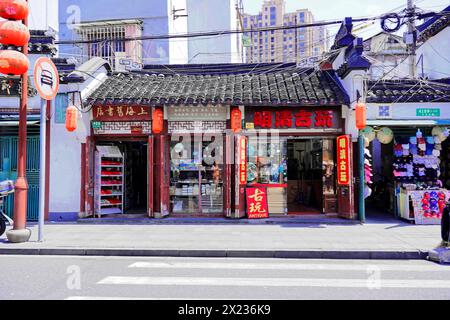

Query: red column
left=147, top=136, right=154, bottom=217
left=12, top=8, right=29, bottom=231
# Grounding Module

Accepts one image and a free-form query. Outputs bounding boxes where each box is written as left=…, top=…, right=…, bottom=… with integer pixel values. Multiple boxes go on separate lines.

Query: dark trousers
left=442, top=206, right=450, bottom=242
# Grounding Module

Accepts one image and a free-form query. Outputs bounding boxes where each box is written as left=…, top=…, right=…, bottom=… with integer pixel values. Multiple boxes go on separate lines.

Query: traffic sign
left=33, top=57, right=59, bottom=101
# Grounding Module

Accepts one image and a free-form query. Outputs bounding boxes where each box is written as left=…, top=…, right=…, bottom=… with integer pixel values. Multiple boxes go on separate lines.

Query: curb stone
left=0, top=247, right=428, bottom=260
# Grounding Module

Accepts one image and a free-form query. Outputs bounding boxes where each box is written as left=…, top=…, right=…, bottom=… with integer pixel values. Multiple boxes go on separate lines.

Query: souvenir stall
left=394, top=127, right=450, bottom=225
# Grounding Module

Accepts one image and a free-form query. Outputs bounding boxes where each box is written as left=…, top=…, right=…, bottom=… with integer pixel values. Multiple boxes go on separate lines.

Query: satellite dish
left=377, top=127, right=394, bottom=144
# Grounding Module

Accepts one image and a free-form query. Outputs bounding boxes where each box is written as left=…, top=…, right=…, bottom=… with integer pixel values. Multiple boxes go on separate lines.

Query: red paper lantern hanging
left=152, top=109, right=164, bottom=134
left=231, top=108, right=242, bottom=133
left=355, top=102, right=367, bottom=130
left=65, top=106, right=78, bottom=132
left=0, top=49, right=28, bottom=75
left=0, top=20, right=29, bottom=46
left=0, top=0, right=29, bottom=21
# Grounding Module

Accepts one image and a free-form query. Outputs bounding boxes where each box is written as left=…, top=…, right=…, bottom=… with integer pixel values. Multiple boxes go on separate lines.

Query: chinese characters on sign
left=239, top=137, right=247, bottom=184
left=248, top=108, right=339, bottom=130
left=337, top=135, right=350, bottom=186
left=93, top=105, right=152, bottom=121
left=246, top=187, right=269, bottom=219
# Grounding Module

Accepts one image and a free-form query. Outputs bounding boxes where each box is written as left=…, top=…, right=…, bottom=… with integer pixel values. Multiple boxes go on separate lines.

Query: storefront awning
left=367, top=120, right=450, bottom=126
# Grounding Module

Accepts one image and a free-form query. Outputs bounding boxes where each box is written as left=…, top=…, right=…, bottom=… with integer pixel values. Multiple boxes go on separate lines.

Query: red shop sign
left=246, top=187, right=269, bottom=219
left=238, top=136, right=247, bottom=185
left=251, top=109, right=336, bottom=129
left=93, top=105, right=152, bottom=121
left=337, top=135, right=350, bottom=185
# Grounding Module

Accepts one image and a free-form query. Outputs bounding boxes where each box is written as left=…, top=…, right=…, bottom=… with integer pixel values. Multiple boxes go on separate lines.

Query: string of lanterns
left=0, top=0, right=29, bottom=76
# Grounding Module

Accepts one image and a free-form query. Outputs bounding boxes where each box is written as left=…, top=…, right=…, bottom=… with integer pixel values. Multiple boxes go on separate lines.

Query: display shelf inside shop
left=94, top=146, right=124, bottom=218
left=393, top=130, right=449, bottom=225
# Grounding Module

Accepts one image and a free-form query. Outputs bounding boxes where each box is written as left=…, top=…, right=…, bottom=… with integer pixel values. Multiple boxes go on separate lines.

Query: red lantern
left=0, top=20, right=29, bottom=46
left=0, top=49, right=28, bottom=75
left=0, top=0, right=29, bottom=21
left=152, top=109, right=164, bottom=134
left=231, top=108, right=242, bottom=133
left=355, top=102, right=367, bottom=130
left=65, top=106, right=78, bottom=132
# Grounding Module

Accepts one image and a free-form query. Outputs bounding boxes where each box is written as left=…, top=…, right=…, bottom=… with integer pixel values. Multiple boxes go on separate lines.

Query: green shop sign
left=416, top=108, right=441, bottom=117
left=92, top=121, right=102, bottom=129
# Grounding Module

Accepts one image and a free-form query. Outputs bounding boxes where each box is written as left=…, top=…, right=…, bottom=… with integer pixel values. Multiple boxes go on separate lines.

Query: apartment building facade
left=243, top=0, right=328, bottom=64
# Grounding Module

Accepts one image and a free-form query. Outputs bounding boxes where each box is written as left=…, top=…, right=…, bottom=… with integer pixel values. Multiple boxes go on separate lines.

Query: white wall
left=168, top=0, right=189, bottom=64
left=29, top=0, right=58, bottom=32
left=49, top=65, right=108, bottom=216
left=417, top=28, right=450, bottom=80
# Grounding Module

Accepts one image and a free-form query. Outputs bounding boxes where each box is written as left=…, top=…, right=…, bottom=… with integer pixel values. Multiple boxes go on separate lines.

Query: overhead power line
left=55, top=11, right=443, bottom=46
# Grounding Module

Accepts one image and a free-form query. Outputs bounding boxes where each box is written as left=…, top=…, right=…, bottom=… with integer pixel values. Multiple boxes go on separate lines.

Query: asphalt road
left=1, top=255, right=450, bottom=300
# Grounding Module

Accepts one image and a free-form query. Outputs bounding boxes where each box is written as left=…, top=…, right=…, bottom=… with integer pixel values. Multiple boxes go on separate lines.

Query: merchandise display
left=170, top=140, right=223, bottom=214
left=94, top=146, right=124, bottom=217
left=364, top=143, right=373, bottom=199
left=393, top=129, right=449, bottom=225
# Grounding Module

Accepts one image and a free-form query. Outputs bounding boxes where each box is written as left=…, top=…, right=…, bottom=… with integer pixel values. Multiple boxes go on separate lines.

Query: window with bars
left=75, top=20, right=143, bottom=71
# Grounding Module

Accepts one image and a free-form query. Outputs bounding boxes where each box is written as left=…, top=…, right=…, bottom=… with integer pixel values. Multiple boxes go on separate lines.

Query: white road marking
left=97, top=276, right=450, bottom=288
left=128, top=261, right=449, bottom=272
left=65, top=296, right=205, bottom=300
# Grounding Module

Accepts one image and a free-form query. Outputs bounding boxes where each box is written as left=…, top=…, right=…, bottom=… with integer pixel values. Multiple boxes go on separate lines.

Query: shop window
left=170, top=135, right=224, bottom=215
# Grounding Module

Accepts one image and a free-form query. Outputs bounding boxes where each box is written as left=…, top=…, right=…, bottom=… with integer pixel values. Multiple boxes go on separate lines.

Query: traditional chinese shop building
left=53, top=62, right=355, bottom=220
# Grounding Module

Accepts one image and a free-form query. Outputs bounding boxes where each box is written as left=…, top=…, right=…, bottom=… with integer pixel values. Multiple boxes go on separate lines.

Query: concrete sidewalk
left=0, top=216, right=442, bottom=260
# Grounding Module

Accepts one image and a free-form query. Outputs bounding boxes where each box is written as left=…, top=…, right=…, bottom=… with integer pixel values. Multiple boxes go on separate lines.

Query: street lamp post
left=6, top=0, right=31, bottom=243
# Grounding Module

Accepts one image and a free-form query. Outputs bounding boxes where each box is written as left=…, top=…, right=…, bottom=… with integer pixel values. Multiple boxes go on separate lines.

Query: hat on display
left=434, top=135, right=442, bottom=144
left=435, top=143, right=442, bottom=151
left=364, top=149, right=372, bottom=158
left=416, top=129, right=423, bottom=138
left=364, top=186, right=372, bottom=199
left=410, top=137, right=417, bottom=145
left=418, top=143, right=426, bottom=151
left=377, top=127, right=394, bottom=144
left=426, top=136, right=435, bottom=144
left=410, top=145, right=418, bottom=155
left=361, top=126, right=376, bottom=142
left=432, top=149, right=441, bottom=157
left=426, top=143, right=434, bottom=155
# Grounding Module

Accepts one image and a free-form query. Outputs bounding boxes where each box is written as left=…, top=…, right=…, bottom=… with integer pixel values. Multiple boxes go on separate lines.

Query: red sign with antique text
left=238, top=136, right=247, bottom=184
left=246, top=187, right=269, bottom=219
left=93, top=105, right=152, bottom=121
left=337, top=135, right=351, bottom=186
left=247, top=107, right=340, bottom=129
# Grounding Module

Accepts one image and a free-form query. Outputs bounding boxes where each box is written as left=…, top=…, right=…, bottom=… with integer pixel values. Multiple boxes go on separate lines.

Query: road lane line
left=128, top=261, right=449, bottom=272
left=97, top=276, right=450, bottom=288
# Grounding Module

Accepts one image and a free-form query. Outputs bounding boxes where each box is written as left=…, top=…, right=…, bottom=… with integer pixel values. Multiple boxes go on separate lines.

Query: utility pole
left=406, top=0, right=417, bottom=78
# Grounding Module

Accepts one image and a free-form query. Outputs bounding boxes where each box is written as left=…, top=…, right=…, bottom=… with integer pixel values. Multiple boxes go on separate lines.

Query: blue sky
left=242, top=0, right=449, bottom=38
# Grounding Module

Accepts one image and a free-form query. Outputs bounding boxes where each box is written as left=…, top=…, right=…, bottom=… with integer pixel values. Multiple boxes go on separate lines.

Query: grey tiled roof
left=367, top=79, right=450, bottom=103
left=86, top=67, right=348, bottom=107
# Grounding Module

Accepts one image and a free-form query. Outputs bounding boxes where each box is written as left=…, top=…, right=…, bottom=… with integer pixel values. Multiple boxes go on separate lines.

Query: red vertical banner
left=239, top=136, right=247, bottom=185
left=246, top=187, right=269, bottom=219
left=337, top=135, right=351, bottom=186
left=234, top=135, right=247, bottom=218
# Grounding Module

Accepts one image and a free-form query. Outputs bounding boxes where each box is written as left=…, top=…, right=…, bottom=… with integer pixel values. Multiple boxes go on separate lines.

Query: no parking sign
left=33, top=57, right=59, bottom=101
